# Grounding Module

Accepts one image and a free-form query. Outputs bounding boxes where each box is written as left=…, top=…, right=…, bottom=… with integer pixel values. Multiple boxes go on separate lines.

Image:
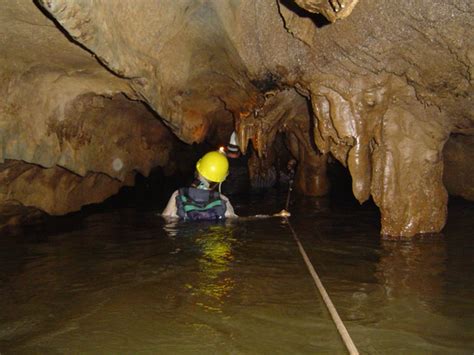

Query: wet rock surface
left=0, top=1, right=179, bottom=215
left=443, top=135, right=474, bottom=201
left=0, top=160, right=132, bottom=215
left=0, top=0, right=473, bottom=237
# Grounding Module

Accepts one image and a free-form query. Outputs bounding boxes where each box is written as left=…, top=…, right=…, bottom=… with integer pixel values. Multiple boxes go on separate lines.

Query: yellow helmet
left=196, top=151, right=229, bottom=183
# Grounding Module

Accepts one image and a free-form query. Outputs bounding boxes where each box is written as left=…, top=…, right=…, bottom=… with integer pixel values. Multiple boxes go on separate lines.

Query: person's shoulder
left=220, top=193, right=231, bottom=201
left=168, top=190, right=179, bottom=199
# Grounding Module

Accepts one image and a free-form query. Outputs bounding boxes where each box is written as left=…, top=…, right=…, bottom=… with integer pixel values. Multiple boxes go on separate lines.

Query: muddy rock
left=443, top=135, right=474, bottom=201
left=0, top=1, right=178, bottom=215
left=0, top=160, right=133, bottom=215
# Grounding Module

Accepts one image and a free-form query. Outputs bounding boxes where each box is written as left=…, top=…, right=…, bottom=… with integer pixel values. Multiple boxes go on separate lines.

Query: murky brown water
left=1, top=192, right=473, bottom=354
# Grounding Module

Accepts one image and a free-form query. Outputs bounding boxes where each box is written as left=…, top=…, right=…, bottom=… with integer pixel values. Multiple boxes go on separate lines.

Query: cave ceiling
left=0, top=0, right=473, bottom=237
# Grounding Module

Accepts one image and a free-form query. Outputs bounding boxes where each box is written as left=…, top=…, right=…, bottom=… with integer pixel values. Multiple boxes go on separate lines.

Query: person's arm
left=161, top=190, right=179, bottom=218
left=221, top=194, right=238, bottom=218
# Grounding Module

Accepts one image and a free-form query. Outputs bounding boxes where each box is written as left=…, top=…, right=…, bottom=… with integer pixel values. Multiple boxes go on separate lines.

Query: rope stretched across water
left=241, top=212, right=359, bottom=353
left=285, top=217, right=359, bottom=355
left=283, top=175, right=359, bottom=354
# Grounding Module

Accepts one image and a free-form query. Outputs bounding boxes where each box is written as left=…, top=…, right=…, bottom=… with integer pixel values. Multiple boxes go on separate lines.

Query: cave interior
left=0, top=0, right=474, bottom=353
left=1, top=0, right=473, bottom=238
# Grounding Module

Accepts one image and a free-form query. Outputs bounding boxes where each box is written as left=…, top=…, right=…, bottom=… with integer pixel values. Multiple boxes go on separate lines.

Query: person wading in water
left=161, top=151, right=237, bottom=220
left=220, top=131, right=250, bottom=196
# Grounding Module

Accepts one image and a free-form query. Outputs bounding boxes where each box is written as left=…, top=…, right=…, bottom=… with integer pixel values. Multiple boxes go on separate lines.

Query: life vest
left=176, top=187, right=227, bottom=221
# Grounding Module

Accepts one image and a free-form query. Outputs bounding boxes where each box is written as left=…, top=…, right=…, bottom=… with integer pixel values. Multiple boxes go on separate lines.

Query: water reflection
left=162, top=219, right=180, bottom=238
left=377, top=239, right=447, bottom=302
left=163, top=220, right=239, bottom=313
left=1, top=197, right=472, bottom=353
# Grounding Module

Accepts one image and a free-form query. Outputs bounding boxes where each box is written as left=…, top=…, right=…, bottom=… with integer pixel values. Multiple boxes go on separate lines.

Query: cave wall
left=0, top=0, right=178, bottom=215
left=1, top=0, right=472, bottom=237
left=282, top=0, right=473, bottom=236
left=443, top=135, right=474, bottom=201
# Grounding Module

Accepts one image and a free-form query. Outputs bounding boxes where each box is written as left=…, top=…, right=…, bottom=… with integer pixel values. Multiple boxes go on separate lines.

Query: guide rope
left=283, top=173, right=359, bottom=355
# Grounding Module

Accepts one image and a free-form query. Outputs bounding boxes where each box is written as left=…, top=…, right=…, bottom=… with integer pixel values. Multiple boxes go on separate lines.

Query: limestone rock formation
left=0, top=0, right=472, bottom=237
left=279, top=0, right=473, bottom=237
left=0, top=0, right=178, bottom=216
left=0, top=160, right=132, bottom=215
left=443, top=135, right=474, bottom=201
left=293, top=0, right=359, bottom=22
